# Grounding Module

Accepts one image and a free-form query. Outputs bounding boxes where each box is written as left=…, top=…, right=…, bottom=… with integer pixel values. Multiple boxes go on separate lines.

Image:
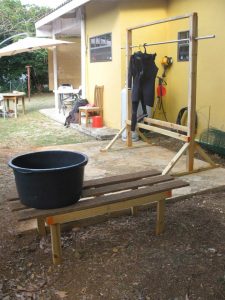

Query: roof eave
left=35, top=0, right=91, bottom=29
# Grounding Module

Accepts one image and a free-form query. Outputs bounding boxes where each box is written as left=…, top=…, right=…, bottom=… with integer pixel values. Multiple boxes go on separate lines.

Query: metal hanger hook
left=143, top=43, right=147, bottom=53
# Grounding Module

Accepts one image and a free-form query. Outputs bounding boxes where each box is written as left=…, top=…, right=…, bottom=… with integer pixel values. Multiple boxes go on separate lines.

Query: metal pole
left=26, top=65, right=31, bottom=101
left=121, top=34, right=215, bottom=49
left=0, top=32, right=28, bottom=47
left=195, top=34, right=215, bottom=40
left=131, top=38, right=190, bottom=48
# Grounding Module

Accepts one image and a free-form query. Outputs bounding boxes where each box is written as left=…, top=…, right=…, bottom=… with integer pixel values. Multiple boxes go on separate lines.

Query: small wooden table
left=2, top=92, right=26, bottom=118
left=8, top=170, right=188, bottom=264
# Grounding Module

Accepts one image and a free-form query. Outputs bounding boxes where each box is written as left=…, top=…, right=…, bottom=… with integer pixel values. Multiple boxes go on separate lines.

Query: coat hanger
left=134, top=44, right=143, bottom=56
left=143, top=43, right=147, bottom=53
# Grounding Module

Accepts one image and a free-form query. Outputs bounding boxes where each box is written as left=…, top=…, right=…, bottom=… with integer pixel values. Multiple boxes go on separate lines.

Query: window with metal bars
left=178, top=31, right=189, bottom=62
left=90, top=33, right=112, bottom=63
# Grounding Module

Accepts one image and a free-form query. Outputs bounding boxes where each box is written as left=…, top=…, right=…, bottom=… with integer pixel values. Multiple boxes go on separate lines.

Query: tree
left=0, top=0, right=51, bottom=92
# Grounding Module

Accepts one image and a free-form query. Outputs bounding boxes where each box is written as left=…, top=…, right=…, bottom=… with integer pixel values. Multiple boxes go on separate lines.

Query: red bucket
left=92, top=116, right=103, bottom=128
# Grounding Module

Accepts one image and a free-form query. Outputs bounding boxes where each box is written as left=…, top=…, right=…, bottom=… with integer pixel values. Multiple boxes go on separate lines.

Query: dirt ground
left=0, top=135, right=225, bottom=299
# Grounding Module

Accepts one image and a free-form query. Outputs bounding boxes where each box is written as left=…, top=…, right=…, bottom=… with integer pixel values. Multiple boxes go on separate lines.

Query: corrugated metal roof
left=51, top=0, right=73, bottom=13
left=36, top=0, right=91, bottom=29
left=38, top=0, right=73, bottom=21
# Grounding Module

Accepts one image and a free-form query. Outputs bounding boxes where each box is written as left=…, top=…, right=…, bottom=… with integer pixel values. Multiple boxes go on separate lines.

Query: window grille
left=90, top=33, right=112, bottom=63
left=178, top=31, right=189, bottom=62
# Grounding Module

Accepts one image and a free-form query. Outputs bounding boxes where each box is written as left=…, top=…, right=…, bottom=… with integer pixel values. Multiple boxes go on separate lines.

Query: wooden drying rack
left=102, top=13, right=216, bottom=175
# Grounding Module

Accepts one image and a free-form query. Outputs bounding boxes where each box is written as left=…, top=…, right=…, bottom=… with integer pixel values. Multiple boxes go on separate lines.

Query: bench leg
left=37, top=217, right=47, bottom=237
left=79, top=110, right=82, bottom=125
left=50, top=223, right=62, bottom=265
left=131, top=206, right=138, bottom=216
left=156, top=198, right=165, bottom=235
left=85, top=111, right=89, bottom=127
left=14, top=98, right=18, bottom=118
left=22, top=97, right=25, bottom=114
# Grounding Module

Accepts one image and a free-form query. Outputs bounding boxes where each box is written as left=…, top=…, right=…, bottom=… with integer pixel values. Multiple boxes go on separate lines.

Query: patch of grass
left=0, top=93, right=93, bottom=148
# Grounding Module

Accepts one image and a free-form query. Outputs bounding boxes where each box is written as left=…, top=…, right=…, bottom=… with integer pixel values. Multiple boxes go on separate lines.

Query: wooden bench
left=7, top=169, right=188, bottom=264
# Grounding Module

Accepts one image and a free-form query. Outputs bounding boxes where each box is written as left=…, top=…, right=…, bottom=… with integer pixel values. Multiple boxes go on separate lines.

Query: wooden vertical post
left=156, top=199, right=165, bottom=235
left=50, top=223, right=62, bottom=265
left=131, top=206, right=138, bottom=216
left=37, top=218, right=47, bottom=237
left=187, top=13, right=198, bottom=171
left=126, top=29, right=132, bottom=147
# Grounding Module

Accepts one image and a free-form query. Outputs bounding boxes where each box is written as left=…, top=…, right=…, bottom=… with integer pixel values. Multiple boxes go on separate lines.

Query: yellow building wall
left=119, top=0, right=168, bottom=88
left=85, top=0, right=224, bottom=134
left=47, top=0, right=224, bottom=133
left=119, top=0, right=168, bottom=125
left=118, top=0, right=225, bottom=134
left=48, top=37, right=81, bottom=90
left=166, top=0, right=225, bottom=135
left=85, top=2, right=121, bottom=129
left=162, top=18, right=189, bottom=124
left=85, top=0, right=168, bottom=129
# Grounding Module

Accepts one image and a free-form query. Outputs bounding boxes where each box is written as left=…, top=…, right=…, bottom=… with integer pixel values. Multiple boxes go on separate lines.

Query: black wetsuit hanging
left=128, top=51, right=158, bottom=131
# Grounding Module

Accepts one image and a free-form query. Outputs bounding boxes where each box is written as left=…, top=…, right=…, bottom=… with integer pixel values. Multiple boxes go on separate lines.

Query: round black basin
left=8, top=150, right=88, bottom=209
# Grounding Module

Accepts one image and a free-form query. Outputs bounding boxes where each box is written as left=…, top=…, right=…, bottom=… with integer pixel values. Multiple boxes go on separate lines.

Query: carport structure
left=35, top=0, right=91, bottom=108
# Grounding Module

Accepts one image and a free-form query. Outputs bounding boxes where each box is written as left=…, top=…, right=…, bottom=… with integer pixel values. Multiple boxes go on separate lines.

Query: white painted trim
left=52, top=35, right=59, bottom=110
left=35, top=0, right=91, bottom=29
left=36, top=26, right=52, bottom=38
left=80, top=9, right=86, bottom=98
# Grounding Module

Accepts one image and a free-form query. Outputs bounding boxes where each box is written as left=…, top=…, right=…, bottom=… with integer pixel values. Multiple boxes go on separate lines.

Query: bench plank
left=9, top=200, right=28, bottom=212
left=8, top=174, right=172, bottom=212
left=47, top=192, right=168, bottom=225
left=17, top=179, right=188, bottom=221
left=82, top=174, right=173, bottom=197
left=7, top=170, right=162, bottom=209
left=83, top=169, right=161, bottom=188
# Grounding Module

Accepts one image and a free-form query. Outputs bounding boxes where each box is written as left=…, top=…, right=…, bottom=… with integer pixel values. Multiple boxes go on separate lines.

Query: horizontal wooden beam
left=47, top=192, right=168, bottom=225
left=126, top=120, right=189, bottom=142
left=127, top=13, right=192, bottom=31
left=143, top=117, right=188, bottom=133
left=173, top=164, right=219, bottom=177
left=18, top=178, right=188, bottom=221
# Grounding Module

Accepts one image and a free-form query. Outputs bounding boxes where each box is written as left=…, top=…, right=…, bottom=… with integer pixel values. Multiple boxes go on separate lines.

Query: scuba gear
left=152, top=76, right=167, bottom=121
left=152, top=57, right=172, bottom=120
left=161, top=56, right=173, bottom=77
left=157, top=76, right=167, bottom=97
left=161, top=56, right=173, bottom=66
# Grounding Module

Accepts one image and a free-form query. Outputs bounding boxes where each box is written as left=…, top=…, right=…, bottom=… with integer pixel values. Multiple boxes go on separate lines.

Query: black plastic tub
left=8, top=150, right=88, bottom=209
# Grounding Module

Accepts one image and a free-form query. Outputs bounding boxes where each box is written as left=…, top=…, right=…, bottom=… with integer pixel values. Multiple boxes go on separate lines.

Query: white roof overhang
left=35, top=0, right=91, bottom=37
